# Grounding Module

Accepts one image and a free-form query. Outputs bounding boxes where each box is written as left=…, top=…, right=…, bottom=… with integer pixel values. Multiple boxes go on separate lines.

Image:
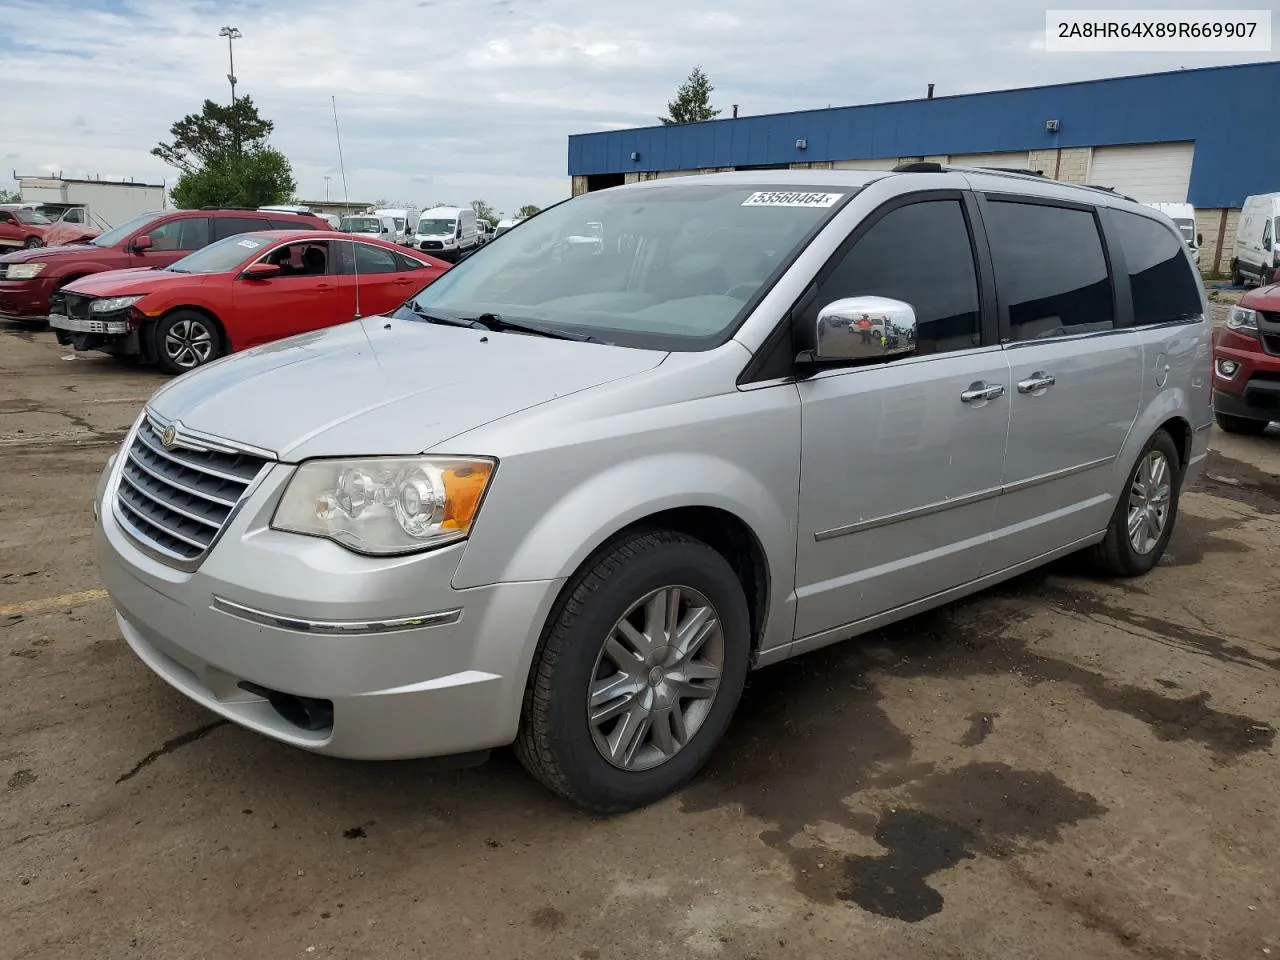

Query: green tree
left=153, top=96, right=295, bottom=208
left=659, top=66, right=721, bottom=125
left=0, top=188, right=18, bottom=203
left=169, top=150, right=296, bottom=210
left=470, top=199, right=498, bottom=226
left=517, top=204, right=541, bottom=219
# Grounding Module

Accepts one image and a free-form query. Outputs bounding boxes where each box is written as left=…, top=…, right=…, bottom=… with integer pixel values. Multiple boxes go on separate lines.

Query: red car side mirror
left=133, top=234, right=153, bottom=252
left=242, top=262, right=281, bottom=280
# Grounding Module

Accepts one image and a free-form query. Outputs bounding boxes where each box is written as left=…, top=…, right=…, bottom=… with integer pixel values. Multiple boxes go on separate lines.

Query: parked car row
left=0, top=203, right=100, bottom=249
left=0, top=206, right=449, bottom=373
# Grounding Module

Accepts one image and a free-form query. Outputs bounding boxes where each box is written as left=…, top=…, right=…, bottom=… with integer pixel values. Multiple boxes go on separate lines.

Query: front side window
left=406, top=184, right=851, bottom=350
left=1265, top=218, right=1273, bottom=247
left=1107, top=210, right=1202, bottom=327
left=264, top=240, right=333, bottom=276
left=148, top=216, right=211, bottom=251
left=984, top=200, right=1113, bottom=341
left=91, top=211, right=167, bottom=248
left=808, top=199, right=981, bottom=355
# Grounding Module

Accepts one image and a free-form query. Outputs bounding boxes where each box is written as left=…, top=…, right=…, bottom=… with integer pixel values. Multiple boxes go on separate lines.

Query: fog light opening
left=1216, top=358, right=1240, bottom=380
left=238, top=681, right=334, bottom=732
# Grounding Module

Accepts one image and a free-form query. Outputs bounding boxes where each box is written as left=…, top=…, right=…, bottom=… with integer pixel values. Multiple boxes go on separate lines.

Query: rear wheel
left=1215, top=411, right=1270, bottom=435
left=515, top=530, right=751, bottom=813
left=1088, top=430, right=1181, bottom=577
left=151, top=310, right=221, bottom=375
left=1262, top=265, right=1276, bottom=287
left=1231, top=259, right=1244, bottom=286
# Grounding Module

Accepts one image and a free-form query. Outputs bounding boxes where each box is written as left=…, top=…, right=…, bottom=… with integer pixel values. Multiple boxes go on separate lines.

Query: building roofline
left=569, top=59, right=1279, bottom=139
left=13, top=172, right=168, bottom=189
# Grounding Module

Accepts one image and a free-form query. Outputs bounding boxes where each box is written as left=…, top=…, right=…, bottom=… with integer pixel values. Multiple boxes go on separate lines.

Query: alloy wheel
left=1127, top=450, right=1172, bottom=555
left=587, top=585, right=725, bottom=771
left=163, top=318, right=215, bottom=370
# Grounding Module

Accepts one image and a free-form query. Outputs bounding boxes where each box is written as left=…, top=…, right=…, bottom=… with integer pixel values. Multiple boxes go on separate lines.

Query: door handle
left=1016, top=372, right=1056, bottom=394
left=961, top=382, right=1005, bottom=403
left=316, top=283, right=333, bottom=290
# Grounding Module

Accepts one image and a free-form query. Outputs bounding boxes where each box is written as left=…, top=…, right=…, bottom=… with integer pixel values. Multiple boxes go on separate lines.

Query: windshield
left=418, top=218, right=457, bottom=234
left=14, top=209, right=52, bottom=225
left=341, top=217, right=381, bottom=233
left=165, top=233, right=274, bottom=274
left=405, top=184, right=851, bottom=350
left=91, top=211, right=167, bottom=248
left=1173, top=218, right=1196, bottom=244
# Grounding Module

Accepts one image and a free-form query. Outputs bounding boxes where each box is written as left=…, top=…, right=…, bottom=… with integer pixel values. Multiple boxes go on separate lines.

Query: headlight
left=5, top=263, right=46, bottom=280
left=91, top=295, right=145, bottom=313
left=1226, top=306, right=1259, bottom=336
left=272, top=456, right=495, bottom=555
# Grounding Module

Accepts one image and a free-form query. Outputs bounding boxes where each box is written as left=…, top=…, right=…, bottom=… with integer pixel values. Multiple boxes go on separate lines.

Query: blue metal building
left=567, top=62, right=1278, bottom=221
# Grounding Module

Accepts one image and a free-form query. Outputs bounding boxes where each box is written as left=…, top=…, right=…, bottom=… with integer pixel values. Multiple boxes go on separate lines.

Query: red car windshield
left=165, top=233, right=277, bottom=274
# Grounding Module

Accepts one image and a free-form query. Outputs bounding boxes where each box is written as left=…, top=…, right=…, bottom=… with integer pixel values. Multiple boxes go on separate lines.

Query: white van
left=339, top=213, right=398, bottom=240
left=1233, top=193, right=1280, bottom=286
left=494, top=217, right=522, bottom=238
left=414, top=206, right=479, bottom=260
left=373, top=207, right=417, bottom=246
left=1145, top=203, right=1200, bottom=268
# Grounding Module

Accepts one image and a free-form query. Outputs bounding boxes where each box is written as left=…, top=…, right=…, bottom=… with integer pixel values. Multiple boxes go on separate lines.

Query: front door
left=130, top=216, right=210, bottom=268
left=231, top=240, right=353, bottom=348
left=977, top=195, right=1142, bottom=571
left=794, top=194, right=1010, bottom=640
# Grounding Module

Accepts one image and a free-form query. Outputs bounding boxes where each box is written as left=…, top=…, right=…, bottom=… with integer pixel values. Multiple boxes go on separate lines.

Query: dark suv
left=0, top=208, right=332, bottom=324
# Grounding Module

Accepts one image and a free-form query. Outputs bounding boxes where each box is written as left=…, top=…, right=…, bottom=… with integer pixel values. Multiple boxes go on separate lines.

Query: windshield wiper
left=398, top=301, right=487, bottom=329
left=466, top=312, right=604, bottom=343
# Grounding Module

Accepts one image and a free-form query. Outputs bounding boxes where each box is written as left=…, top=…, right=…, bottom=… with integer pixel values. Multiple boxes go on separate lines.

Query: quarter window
left=810, top=199, right=981, bottom=354
left=1107, top=210, right=1202, bottom=326
left=147, top=217, right=211, bottom=251
left=984, top=200, right=1113, bottom=341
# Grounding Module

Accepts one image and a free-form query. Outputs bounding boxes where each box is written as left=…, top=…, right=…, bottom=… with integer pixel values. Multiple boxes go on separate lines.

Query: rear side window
left=984, top=200, right=1113, bottom=341
left=1106, top=210, right=1202, bottom=326
left=213, top=216, right=271, bottom=241
left=810, top=199, right=981, bottom=355
left=340, top=242, right=400, bottom=275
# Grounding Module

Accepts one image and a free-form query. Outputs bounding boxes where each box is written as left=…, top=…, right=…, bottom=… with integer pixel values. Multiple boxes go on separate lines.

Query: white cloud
left=0, top=0, right=1270, bottom=215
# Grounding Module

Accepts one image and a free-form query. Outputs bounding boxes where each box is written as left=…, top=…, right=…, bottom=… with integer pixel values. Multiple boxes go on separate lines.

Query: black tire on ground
left=515, top=529, right=751, bottom=813
left=1262, top=265, right=1275, bottom=287
left=1088, top=430, right=1182, bottom=578
left=150, top=309, right=222, bottom=375
left=1215, top=411, right=1270, bottom=435
left=1231, top=260, right=1244, bottom=286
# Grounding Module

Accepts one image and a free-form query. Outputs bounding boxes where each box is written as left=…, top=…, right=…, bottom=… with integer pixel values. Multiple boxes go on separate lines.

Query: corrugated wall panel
left=566, top=62, right=1280, bottom=208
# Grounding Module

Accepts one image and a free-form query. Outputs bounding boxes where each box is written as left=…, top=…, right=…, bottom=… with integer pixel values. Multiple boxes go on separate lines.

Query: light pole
left=324, top=175, right=331, bottom=201
left=218, top=26, right=241, bottom=106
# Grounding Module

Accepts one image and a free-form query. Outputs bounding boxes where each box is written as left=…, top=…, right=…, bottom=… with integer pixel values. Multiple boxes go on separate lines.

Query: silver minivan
left=95, top=169, right=1212, bottom=812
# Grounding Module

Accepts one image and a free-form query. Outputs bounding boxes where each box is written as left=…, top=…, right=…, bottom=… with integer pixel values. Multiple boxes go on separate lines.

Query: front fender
left=452, top=450, right=801, bottom=653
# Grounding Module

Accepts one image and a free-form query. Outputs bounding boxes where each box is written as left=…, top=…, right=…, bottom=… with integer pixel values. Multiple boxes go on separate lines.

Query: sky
left=0, top=0, right=1273, bottom=217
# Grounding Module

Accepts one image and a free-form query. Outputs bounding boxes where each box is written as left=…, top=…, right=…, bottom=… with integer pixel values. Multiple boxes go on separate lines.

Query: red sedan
left=51, top=231, right=449, bottom=374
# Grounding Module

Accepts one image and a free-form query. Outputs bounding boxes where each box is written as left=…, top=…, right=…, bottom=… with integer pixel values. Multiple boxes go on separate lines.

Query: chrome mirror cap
left=814, top=296, right=918, bottom=362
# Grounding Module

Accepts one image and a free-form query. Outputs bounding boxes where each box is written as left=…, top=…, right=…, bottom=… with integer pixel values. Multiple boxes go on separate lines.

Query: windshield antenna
left=332, top=95, right=361, bottom=320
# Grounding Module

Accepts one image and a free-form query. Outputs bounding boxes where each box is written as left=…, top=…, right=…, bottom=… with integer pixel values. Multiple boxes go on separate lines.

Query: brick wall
left=571, top=176, right=588, bottom=197
left=1055, top=147, right=1091, bottom=184
left=1197, top=207, right=1241, bottom=276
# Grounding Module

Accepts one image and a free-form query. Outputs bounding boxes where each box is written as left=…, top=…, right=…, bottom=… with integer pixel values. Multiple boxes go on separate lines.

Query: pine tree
left=659, top=66, right=721, bottom=125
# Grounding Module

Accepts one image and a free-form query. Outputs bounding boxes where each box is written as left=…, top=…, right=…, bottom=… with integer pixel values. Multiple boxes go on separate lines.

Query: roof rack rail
left=1080, top=183, right=1139, bottom=203
left=892, top=161, right=944, bottom=173
left=976, top=166, right=1045, bottom=177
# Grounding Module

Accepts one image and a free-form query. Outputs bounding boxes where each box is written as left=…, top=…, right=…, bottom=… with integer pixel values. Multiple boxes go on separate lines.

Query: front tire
left=151, top=310, right=221, bottom=375
left=515, top=530, right=751, bottom=813
left=24, top=236, right=42, bottom=249
left=1088, top=430, right=1182, bottom=577
left=1215, top=411, right=1270, bottom=435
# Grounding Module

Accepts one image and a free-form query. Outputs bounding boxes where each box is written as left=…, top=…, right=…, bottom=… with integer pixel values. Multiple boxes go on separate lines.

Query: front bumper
left=49, top=312, right=129, bottom=335
left=94, top=448, right=563, bottom=760
left=1214, top=386, right=1279, bottom=424
left=0, top=276, right=55, bottom=321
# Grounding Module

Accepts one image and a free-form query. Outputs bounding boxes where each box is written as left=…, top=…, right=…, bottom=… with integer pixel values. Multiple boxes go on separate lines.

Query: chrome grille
left=114, top=418, right=268, bottom=564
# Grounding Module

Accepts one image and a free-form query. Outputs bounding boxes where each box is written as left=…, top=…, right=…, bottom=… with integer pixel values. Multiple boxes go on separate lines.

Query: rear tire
left=151, top=310, right=222, bottom=375
left=1231, top=260, right=1244, bottom=286
left=515, top=530, right=751, bottom=813
left=1262, top=265, right=1275, bottom=287
left=1215, top=411, right=1270, bottom=435
left=1088, top=430, right=1182, bottom=577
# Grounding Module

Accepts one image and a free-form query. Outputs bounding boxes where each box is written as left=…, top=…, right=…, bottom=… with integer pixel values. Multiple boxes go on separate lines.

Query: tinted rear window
left=1106, top=210, right=1202, bottom=326
left=984, top=200, right=1113, bottom=341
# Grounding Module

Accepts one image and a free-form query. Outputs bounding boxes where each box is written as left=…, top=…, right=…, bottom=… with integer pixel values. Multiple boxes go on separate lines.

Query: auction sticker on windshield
left=742, top=191, right=843, bottom=207
left=237, top=239, right=264, bottom=248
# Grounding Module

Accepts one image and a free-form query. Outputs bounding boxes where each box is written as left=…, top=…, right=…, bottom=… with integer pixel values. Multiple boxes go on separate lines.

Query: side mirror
left=242, top=262, right=281, bottom=280
left=456, top=226, right=463, bottom=238
left=133, top=234, right=153, bottom=252
left=813, top=296, right=918, bottom=363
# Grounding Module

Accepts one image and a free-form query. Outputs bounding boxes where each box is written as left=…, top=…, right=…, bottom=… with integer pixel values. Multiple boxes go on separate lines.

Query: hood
left=147, top=316, right=667, bottom=461
left=0, top=242, right=112, bottom=264
left=1241, top=283, right=1280, bottom=309
left=65, top=267, right=203, bottom=296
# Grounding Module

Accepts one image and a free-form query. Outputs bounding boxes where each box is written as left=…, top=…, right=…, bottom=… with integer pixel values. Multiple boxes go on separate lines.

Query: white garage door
left=1086, top=142, right=1194, bottom=203
left=833, top=158, right=896, bottom=171
left=948, top=151, right=1032, bottom=171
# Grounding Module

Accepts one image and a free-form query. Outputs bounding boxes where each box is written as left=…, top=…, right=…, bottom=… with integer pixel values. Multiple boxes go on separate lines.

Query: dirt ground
left=2, top=324, right=1278, bottom=960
